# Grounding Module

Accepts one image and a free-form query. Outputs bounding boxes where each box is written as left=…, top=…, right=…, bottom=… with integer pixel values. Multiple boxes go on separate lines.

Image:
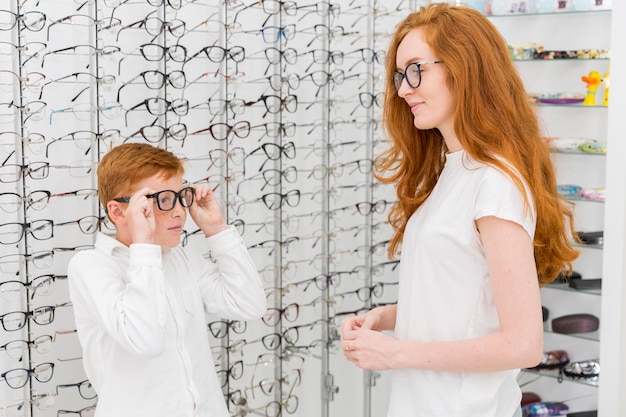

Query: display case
left=481, top=1, right=626, bottom=415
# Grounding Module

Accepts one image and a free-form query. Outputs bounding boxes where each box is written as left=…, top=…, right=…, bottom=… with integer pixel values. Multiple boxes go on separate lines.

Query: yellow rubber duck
left=581, top=70, right=602, bottom=106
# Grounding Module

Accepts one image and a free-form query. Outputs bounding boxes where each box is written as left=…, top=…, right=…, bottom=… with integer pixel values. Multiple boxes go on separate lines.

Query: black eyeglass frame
left=113, top=186, right=195, bottom=211
left=392, top=61, right=443, bottom=92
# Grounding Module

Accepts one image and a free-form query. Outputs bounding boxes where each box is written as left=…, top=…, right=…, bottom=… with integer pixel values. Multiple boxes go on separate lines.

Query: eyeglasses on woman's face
left=392, top=61, right=443, bottom=92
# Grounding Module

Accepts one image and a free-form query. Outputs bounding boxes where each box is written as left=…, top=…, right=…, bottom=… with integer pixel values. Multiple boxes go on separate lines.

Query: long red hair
left=376, top=3, right=578, bottom=285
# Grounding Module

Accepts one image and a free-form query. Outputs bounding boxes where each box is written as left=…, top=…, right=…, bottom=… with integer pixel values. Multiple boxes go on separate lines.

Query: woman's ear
left=106, top=201, right=126, bottom=224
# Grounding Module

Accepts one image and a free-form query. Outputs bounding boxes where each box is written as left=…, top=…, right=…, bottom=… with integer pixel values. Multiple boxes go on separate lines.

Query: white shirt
left=388, top=151, right=535, bottom=417
left=67, top=226, right=266, bottom=417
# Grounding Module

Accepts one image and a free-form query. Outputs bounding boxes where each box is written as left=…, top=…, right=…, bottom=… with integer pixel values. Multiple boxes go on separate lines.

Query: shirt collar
left=94, top=232, right=128, bottom=256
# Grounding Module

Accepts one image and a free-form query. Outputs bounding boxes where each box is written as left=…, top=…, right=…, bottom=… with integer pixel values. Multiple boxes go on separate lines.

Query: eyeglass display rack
left=0, top=0, right=432, bottom=416
left=479, top=1, right=622, bottom=415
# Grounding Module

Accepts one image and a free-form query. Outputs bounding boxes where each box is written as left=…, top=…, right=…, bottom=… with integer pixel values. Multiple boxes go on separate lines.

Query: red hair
left=377, top=3, right=578, bottom=285
left=97, top=143, right=184, bottom=210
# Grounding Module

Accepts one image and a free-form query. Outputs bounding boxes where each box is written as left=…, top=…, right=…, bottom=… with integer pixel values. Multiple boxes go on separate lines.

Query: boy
left=68, top=143, right=266, bottom=417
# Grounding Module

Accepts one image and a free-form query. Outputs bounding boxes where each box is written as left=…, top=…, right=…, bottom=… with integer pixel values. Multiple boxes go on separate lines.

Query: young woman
left=340, top=4, right=579, bottom=417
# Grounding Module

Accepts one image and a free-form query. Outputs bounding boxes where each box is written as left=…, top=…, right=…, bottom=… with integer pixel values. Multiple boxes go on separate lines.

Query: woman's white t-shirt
left=387, top=150, right=536, bottom=417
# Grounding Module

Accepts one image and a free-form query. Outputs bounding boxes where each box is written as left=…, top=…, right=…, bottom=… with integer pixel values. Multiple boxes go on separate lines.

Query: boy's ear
left=106, top=201, right=126, bottom=224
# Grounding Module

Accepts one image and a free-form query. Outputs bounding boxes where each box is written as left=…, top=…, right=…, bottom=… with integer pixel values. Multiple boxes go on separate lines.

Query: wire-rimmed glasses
left=117, top=70, right=186, bottom=102
left=128, top=43, right=187, bottom=63
left=0, top=41, right=47, bottom=66
left=38, top=72, right=116, bottom=102
left=185, top=147, right=245, bottom=171
left=340, top=283, right=386, bottom=302
left=45, top=129, right=121, bottom=157
left=0, top=70, right=46, bottom=94
left=56, top=215, right=114, bottom=235
left=236, top=166, right=297, bottom=193
left=0, top=335, right=53, bottom=360
left=57, top=405, right=96, bottom=417
left=0, top=131, right=46, bottom=155
left=233, top=397, right=298, bottom=417
left=303, top=24, right=359, bottom=47
left=246, top=141, right=296, bottom=172
left=234, top=0, right=297, bottom=26
left=0, top=10, right=46, bottom=32
left=262, top=303, right=299, bottom=326
left=392, top=61, right=443, bottom=92
left=0, top=246, right=93, bottom=275
left=263, top=73, right=300, bottom=91
left=302, top=69, right=345, bottom=96
left=46, top=14, right=121, bottom=41
left=256, top=25, right=296, bottom=44
left=188, top=121, right=250, bottom=143
left=113, top=187, right=195, bottom=211
left=41, top=44, right=121, bottom=68
left=0, top=100, right=47, bottom=123
left=0, top=274, right=64, bottom=301
left=260, top=47, right=297, bottom=75
left=1, top=362, right=54, bottom=389
left=56, top=379, right=97, bottom=400
left=49, top=102, right=122, bottom=124
left=293, top=273, right=341, bottom=292
left=250, top=121, right=296, bottom=141
left=296, top=2, right=341, bottom=21
left=0, top=190, right=50, bottom=212
left=301, top=48, right=344, bottom=71
left=116, top=14, right=186, bottom=42
left=124, top=123, right=187, bottom=144
left=124, top=97, right=188, bottom=126
left=245, top=368, right=301, bottom=398
left=185, top=45, right=245, bottom=65
left=228, top=190, right=301, bottom=215
left=347, top=47, right=386, bottom=71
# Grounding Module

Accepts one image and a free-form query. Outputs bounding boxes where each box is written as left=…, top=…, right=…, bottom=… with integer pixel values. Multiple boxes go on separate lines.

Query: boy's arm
left=193, top=226, right=267, bottom=321
left=186, top=184, right=266, bottom=319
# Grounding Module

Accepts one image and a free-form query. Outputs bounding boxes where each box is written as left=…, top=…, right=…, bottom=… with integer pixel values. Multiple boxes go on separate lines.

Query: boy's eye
left=159, top=195, right=174, bottom=206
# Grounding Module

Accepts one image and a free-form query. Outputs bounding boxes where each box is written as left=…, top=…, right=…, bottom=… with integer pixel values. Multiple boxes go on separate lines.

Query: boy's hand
left=125, top=187, right=156, bottom=244
left=188, top=184, right=229, bottom=237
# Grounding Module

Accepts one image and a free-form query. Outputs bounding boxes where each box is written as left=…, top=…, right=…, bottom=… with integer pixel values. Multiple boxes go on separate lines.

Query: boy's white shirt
left=68, top=225, right=266, bottom=417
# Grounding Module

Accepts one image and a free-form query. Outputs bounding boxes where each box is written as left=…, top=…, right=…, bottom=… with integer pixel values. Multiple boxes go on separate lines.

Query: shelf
left=573, top=242, right=603, bottom=250
left=550, top=150, right=606, bottom=157
left=513, top=57, right=610, bottom=62
left=544, top=282, right=601, bottom=297
left=486, top=9, right=611, bottom=18
left=534, top=103, right=608, bottom=108
left=567, top=197, right=605, bottom=204
left=543, top=328, right=600, bottom=342
left=521, top=368, right=600, bottom=387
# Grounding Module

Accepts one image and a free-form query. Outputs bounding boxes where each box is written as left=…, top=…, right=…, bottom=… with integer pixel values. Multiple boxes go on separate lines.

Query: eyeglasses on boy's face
left=113, top=186, right=195, bottom=211
left=392, top=61, right=443, bottom=92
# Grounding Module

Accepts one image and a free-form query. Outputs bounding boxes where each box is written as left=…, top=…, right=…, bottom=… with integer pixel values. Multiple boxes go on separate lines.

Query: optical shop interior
left=2, top=0, right=626, bottom=416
